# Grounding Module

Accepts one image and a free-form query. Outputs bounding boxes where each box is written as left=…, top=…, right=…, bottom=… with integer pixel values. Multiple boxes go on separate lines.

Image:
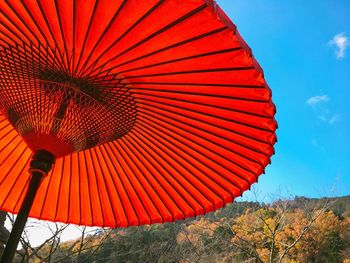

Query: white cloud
left=329, top=33, right=349, bottom=59
left=329, top=114, right=340, bottom=125
left=311, top=138, right=317, bottom=146
left=307, top=95, right=340, bottom=125
left=306, top=95, right=329, bottom=106
left=311, top=138, right=325, bottom=151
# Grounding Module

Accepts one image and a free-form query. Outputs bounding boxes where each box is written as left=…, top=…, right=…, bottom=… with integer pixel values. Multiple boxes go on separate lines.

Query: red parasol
left=0, top=0, right=277, bottom=261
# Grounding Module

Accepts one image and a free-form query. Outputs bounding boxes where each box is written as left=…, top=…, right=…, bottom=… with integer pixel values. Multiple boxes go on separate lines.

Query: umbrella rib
left=100, top=143, right=137, bottom=227
left=121, top=135, right=189, bottom=221
left=131, top=126, right=226, bottom=213
left=116, top=48, right=243, bottom=75
left=97, top=147, right=126, bottom=226
left=13, top=174, right=31, bottom=213
left=98, top=145, right=128, bottom=227
left=0, top=4, right=39, bottom=46
left=90, top=149, right=108, bottom=226
left=54, top=0, right=71, bottom=75
left=132, top=87, right=270, bottom=103
left=71, top=0, right=75, bottom=76
left=0, top=24, right=32, bottom=57
left=109, top=141, right=152, bottom=225
left=18, top=2, right=66, bottom=72
left=73, top=0, right=127, bottom=76
left=129, top=130, right=209, bottom=216
left=96, top=147, right=122, bottom=227
left=124, top=66, right=254, bottom=79
left=73, top=0, right=98, bottom=75
left=0, top=144, right=27, bottom=202
left=134, top=88, right=272, bottom=112
left=54, top=157, right=70, bottom=224
left=36, top=0, right=68, bottom=74
left=135, top=121, right=249, bottom=194
left=53, top=158, right=65, bottom=221
left=110, top=2, right=207, bottom=61
left=77, top=151, right=92, bottom=225
left=77, top=152, right=83, bottom=225
left=0, top=136, right=21, bottom=167
left=0, top=47, right=39, bottom=78
left=121, top=133, right=190, bottom=220
left=78, top=0, right=166, bottom=76
left=18, top=34, right=65, bottom=74
left=103, top=142, right=142, bottom=226
left=0, top=145, right=29, bottom=208
left=0, top=128, right=12, bottom=141
left=0, top=24, right=33, bottom=59
left=116, top=138, right=166, bottom=224
left=0, top=45, right=45, bottom=129
left=137, top=106, right=271, bottom=163
left=0, top=31, right=65, bottom=74
left=136, top=96, right=275, bottom=134
left=136, top=115, right=261, bottom=181
left=39, top=161, right=56, bottom=219
left=33, top=42, right=64, bottom=73
left=82, top=2, right=208, bottom=76
left=18, top=0, right=50, bottom=44
left=128, top=129, right=207, bottom=216
left=129, top=127, right=230, bottom=209
left=87, top=148, right=107, bottom=227
left=90, top=26, right=228, bottom=77
left=82, top=150, right=97, bottom=226
left=124, top=134, right=193, bottom=222
left=4, top=8, right=60, bottom=72
left=67, top=155, right=72, bottom=224
left=15, top=43, right=39, bottom=122
left=0, top=125, right=14, bottom=141
left=128, top=81, right=266, bottom=89
left=135, top=89, right=272, bottom=116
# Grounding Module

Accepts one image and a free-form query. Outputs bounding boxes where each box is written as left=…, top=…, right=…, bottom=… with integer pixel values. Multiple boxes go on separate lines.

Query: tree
left=223, top=198, right=350, bottom=263
left=0, top=211, right=9, bottom=258
left=2, top=195, right=350, bottom=262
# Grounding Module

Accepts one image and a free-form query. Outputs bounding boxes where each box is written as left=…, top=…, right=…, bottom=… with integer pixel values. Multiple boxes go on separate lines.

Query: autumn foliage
left=2, top=196, right=350, bottom=262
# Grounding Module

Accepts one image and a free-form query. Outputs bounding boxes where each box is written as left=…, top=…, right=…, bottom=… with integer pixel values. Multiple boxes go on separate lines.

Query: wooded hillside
left=3, top=195, right=350, bottom=262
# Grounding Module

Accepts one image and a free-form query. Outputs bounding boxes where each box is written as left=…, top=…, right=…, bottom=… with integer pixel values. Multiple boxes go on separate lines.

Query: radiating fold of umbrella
left=0, top=0, right=277, bottom=229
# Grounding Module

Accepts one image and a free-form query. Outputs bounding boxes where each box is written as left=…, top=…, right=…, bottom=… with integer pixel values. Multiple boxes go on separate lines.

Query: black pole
left=0, top=150, right=55, bottom=263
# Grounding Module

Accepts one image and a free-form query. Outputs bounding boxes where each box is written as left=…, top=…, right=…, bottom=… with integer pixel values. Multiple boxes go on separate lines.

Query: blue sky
left=216, top=0, right=350, bottom=199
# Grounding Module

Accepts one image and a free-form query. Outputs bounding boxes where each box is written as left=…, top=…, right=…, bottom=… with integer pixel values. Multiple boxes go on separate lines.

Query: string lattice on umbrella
left=0, top=42, right=137, bottom=156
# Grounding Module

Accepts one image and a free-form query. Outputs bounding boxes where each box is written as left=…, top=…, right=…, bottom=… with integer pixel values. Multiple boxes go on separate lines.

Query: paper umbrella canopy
left=0, top=0, right=277, bottom=229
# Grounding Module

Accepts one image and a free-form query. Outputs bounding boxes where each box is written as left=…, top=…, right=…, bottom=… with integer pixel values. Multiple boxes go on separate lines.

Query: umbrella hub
left=2, top=78, right=137, bottom=157
left=0, top=47, right=138, bottom=157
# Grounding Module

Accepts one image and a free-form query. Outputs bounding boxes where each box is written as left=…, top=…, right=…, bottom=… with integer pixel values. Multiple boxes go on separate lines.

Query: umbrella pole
left=0, top=150, right=55, bottom=263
